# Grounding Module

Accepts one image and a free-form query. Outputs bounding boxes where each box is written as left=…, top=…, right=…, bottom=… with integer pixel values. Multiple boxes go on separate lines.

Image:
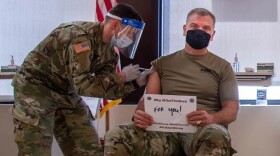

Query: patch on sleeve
left=73, top=42, right=91, bottom=53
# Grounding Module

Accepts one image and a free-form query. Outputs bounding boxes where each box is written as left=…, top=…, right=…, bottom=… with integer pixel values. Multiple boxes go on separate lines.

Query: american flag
left=96, top=0, right=119, bottom=22
left=73, top=42, right=90, bottom=53
left=95, top=0, right=122, bottom=119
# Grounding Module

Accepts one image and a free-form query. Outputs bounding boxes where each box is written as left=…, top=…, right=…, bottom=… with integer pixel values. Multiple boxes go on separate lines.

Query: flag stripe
left=104, top=0, right=113, bottom=12
left=96, top=0, right=104, bottom=22
left=95, top=0, right=122, bottom=119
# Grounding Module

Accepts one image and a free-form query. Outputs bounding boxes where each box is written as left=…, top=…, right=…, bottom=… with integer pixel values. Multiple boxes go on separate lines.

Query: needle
left=139, top=67, right=149, bottom=71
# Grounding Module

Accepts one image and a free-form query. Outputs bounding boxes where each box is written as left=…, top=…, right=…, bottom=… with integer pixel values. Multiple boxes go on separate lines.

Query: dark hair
left=107, top=3, right=142, bottom=21
left=187, top=8, right=216, bottom=27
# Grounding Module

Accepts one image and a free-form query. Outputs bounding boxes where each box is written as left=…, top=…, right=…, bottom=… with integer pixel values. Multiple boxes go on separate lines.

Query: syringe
left=139, top=67, right=149, bottom=71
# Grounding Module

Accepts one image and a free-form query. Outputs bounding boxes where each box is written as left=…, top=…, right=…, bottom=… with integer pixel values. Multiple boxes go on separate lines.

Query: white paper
left=144, top=94, right=197, bottom=133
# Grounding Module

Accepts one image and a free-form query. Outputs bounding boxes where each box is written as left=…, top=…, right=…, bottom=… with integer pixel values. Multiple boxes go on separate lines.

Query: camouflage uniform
left=11, top=22, right=137, bottom=156
left=105, top=124, right=235, bottom=156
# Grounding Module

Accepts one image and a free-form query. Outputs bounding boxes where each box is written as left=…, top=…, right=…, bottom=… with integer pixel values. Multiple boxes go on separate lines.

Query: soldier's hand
left=133, top=110, right=154, bottom=129
left=136, top=69, right=154, bottom=87
left=187, top=110, right=214, bottom=127
left=121, top=64, right=140, bottom=82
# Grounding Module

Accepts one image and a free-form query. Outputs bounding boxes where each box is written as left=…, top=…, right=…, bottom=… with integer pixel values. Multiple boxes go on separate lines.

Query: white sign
left=144, top=94, right=197, bottom=133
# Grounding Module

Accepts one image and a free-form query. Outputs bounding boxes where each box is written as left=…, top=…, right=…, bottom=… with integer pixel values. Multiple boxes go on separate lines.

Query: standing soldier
left=10, top=3, right=150, bottom=156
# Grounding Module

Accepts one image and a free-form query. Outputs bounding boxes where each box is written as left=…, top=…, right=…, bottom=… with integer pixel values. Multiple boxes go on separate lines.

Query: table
left=0, top=72, right=15, bottom=79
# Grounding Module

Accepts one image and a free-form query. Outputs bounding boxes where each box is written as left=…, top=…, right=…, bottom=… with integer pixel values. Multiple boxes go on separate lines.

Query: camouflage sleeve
left=86, top=57, right=137, bottom=99
left=68, top=37, right=135, bottom=100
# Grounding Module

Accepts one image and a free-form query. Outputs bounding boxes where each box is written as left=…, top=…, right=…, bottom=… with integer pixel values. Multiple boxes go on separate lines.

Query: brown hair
left=187, top=8, right=216, bottom=27
left=106, top=3, right=142, bottom=21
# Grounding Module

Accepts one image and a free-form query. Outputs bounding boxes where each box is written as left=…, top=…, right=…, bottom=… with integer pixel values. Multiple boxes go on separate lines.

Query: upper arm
left=220, top=63, right=239, bottom=102
left=145, top=71, right=161, bottom=94
left=136, top=71, right=161, bottom=111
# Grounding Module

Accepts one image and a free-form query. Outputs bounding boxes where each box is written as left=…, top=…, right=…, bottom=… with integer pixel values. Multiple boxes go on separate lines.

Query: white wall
left=229, top=106, right=280, bottom=156
left=0, top=0, right=96, bottom=95
left=168, top=0, right=280, bottom=83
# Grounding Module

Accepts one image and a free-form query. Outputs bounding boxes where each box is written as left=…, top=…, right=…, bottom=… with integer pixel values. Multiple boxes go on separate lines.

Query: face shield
left=107, top=13, right=145, bottom=59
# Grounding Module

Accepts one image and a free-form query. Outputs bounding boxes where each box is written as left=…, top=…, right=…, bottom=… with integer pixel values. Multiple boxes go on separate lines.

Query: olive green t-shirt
left=151, top=50, right=239, bottom=113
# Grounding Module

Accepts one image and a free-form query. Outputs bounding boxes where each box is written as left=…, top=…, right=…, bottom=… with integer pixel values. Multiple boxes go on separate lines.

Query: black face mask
left=186, top=29, right=211, bottom=49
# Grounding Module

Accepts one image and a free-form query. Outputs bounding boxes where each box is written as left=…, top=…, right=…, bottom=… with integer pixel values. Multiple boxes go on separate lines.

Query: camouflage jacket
left=12, top=22, right=136, bottom=100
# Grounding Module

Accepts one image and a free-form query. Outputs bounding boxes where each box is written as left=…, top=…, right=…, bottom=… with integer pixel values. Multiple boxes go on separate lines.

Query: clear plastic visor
left=107, top=13, right=145, bottom=59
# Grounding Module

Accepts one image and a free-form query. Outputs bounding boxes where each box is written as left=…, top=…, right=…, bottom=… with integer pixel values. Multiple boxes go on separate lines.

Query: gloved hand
left=136, top=69, right=154, bottom=87
left=121, top=64, right=140, bottom=82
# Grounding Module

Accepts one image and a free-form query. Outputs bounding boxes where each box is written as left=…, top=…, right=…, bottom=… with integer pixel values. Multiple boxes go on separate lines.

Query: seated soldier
left=104, top=7, right=239, bottom=156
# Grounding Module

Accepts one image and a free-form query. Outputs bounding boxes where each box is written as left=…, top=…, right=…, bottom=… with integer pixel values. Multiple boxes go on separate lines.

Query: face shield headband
left=107, top=13, right=145, bottom=59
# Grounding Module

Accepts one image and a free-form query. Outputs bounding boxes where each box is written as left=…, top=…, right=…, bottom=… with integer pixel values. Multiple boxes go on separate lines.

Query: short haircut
left=187, top=8, right=216, bottom=27
left=106, top=3, right=143, bottom=21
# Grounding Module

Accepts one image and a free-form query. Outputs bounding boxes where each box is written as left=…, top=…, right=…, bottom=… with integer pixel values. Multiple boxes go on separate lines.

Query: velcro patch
left=73, top=42, right=91, bottom=53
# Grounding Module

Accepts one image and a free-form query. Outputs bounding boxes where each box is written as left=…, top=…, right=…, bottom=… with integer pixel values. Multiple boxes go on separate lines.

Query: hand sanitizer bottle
left=10, top=55, right=15, bottom=66
left=232, top=53, right=240, bottom=72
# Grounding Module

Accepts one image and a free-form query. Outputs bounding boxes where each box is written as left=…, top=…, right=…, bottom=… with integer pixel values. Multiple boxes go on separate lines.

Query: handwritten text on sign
left=145, top=94, right=197, bottom=133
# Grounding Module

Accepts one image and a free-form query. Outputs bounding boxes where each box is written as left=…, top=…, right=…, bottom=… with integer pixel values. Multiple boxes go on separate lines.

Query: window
left=0, top=0, right=95, bottom=96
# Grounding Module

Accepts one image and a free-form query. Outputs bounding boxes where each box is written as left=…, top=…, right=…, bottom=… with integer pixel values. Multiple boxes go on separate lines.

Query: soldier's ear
left=110, top=20, right=119, bottom=30
left=183, top=24, right=187, bottom=36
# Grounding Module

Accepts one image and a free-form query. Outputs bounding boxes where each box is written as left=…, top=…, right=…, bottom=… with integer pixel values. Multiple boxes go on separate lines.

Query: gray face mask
left=111, top=34, right=133, bottom=48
